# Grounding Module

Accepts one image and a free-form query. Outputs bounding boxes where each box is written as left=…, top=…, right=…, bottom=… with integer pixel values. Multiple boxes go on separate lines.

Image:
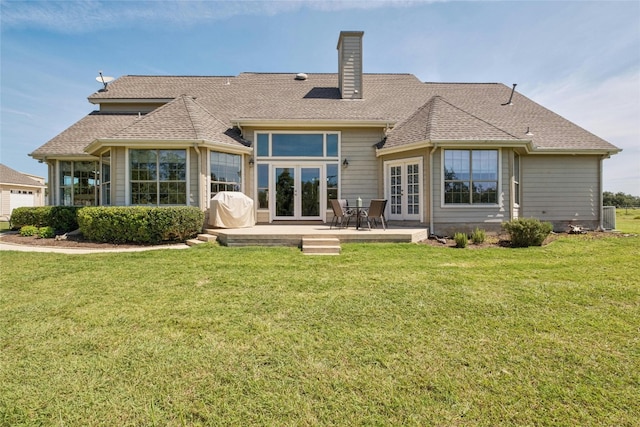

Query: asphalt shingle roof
left=31, top=72, right=619, bottom=158
left=0, top=164, right=44, bottom=187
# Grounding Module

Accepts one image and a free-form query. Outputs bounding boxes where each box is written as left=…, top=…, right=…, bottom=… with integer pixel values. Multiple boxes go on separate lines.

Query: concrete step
left=186, top=238, right=204, bottom=247
left=197, top=234, right=218, bottom=243
left=302, top=237, right=341, bottom=255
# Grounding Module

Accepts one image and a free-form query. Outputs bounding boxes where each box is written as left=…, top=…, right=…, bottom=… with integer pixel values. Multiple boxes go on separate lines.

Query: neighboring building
left=0, top=163, right=46, bottom=221
left=29, top=31, right=620, bottom=234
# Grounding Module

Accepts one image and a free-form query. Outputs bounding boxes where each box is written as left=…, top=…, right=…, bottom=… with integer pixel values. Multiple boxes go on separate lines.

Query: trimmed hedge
left=502, top=218, right=553, bottom=247
left=10, top=206, right=80, bottom=232
left=77, top=206, right=204, bottom=244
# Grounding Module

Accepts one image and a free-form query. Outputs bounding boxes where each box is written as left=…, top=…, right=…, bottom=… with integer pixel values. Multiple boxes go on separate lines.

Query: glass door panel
left=301, top=167, right=320, bottom=217
left=275, top=167, right=295, bottom=217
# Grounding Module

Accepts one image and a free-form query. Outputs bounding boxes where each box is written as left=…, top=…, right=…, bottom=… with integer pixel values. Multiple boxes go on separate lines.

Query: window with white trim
left=444, top=149, right=498, bottom=204
left=210, top=151, right=241, bottom=196
left=130, top=149, right=186, bottom=205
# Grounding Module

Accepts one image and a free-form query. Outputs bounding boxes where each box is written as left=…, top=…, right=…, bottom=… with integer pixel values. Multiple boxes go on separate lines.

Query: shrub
left=38, top=226, right=55, bottom=239
left=78, top=206, right=204, bottom=244
left=502, top=218, right=553, bottom=247
left=454, top=232, right=468, bottom=248
left=10, top=206, right=79, bottom=232
left=471, top=227, right=486, bottom=244
left=19, top=225, right=39, bottom=237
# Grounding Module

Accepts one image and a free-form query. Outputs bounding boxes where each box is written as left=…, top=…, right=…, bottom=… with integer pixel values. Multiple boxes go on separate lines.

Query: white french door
left=272, top=164, right=323, bottom=220
left=385, top=158, right=423, bottom=221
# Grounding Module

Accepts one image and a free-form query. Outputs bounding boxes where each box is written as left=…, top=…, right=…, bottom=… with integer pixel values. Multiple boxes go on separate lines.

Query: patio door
left=385, top=158, right=423, bottom=221
left=273, top=165, right=322, bottom=220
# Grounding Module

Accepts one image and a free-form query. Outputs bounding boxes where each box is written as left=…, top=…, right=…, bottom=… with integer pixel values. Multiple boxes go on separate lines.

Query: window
left=59, top=161, right=98, bottom=206
left=210, top=151, right=241, bottom=196
left=444, top=150, right=498, bottom=204
left=257, top=164, right=269, bottom=209
left=255, top=133, right=340, bottom=158
left=326, top=164, right=338, bottom=201
left=101, top=150, right=111, bottom=205
left=130, top=149, right=186, bottom=205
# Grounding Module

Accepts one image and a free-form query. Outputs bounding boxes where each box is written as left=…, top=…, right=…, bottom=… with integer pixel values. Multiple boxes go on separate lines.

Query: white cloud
left=0, top=0, right=432, bottom=33
left=528, top=70, right=640, bottom=195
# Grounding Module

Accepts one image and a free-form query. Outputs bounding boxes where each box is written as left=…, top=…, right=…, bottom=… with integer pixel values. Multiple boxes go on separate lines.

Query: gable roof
left=32, top=72, right=620, bottom=159
left=0, top=164, right=45, bottom=187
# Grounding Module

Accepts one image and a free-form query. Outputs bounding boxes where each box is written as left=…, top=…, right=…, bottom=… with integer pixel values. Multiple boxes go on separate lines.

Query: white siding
left=521, top=155, right=601, bottom=229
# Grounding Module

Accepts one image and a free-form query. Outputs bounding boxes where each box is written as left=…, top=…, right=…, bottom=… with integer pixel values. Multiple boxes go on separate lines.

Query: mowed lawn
left=1, top=219, right=639, bottom=426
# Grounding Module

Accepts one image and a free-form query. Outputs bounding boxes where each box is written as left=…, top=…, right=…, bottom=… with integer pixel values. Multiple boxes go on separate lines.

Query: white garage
left=0, top=164, right=46, bottom=221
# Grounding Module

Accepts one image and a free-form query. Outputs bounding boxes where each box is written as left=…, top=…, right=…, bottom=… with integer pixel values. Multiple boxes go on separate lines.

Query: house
left=0, top=163, right=46, bottom=221
left=29, top=31, right=621, bottom=235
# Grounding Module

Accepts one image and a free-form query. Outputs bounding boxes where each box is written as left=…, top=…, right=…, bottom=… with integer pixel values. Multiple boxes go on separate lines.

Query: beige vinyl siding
left=188, top=147, right=199, bottom=207
left=340, top=128, right=384, bottom=203
left=0, top=187, right=9, bottom=218
left=338, top=34, right=363, bottom=99
left=114, top=147, right=127, bottom=205
left=521, top=155, right=600, bottom=229
left=432, top=148, right=510, bottom=234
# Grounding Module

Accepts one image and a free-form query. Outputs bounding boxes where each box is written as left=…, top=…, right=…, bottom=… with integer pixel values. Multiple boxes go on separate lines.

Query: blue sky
left=1, top=0, right=639, bottom=195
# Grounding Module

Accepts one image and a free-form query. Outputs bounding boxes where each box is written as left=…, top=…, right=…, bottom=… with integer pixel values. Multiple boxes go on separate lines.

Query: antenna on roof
left=96, top=71, right=114, bottom=92
left=501, top=83, right=517, bottom=106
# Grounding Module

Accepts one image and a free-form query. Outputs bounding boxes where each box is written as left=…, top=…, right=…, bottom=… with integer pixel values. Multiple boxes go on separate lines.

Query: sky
left=1, top=0, right=639, bottom=195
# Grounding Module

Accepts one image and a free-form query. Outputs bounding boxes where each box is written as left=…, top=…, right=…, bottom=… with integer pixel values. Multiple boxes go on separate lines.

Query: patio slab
left=205, top=224, right=429, bottom=247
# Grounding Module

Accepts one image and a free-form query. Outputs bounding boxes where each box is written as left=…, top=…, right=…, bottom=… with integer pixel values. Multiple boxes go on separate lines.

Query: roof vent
left=295, top=73, right=308, bottom=81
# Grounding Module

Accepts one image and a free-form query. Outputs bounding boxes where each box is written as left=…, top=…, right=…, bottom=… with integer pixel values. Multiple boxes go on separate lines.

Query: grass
left=616, top=207, right=640, bottom=234
left=1, top=232, right=638, bottom=426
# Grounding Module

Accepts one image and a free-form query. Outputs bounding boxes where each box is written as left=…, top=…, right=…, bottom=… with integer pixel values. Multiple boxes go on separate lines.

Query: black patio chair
left=364, top=199, right=387, bottom=230
left=329, top=199, right=355, bottom=229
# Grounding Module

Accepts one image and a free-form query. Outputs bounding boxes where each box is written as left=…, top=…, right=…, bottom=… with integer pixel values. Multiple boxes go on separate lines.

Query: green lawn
left=1, top=232, right=638, bottom=426
left=616, top=207, right=640, bottom=234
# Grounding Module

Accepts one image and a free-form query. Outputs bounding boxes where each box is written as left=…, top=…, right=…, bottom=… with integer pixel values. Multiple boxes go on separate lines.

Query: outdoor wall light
left=248, top=156, right=255, bottom=166
left=342, top=158, right=349, bottom=167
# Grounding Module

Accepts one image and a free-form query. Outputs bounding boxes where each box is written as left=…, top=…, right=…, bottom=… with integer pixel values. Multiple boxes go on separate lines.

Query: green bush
left=471, top=227, right=486, bottom=244
left=38, top=226, right=55, bottom=239
left=10, top=206, right=79, bottom=232
left=19, top=225, right=39, bottom=237
left=502, top=218, right=553, bottom=247
left=78, top=206, right=204, bottom=244
left=454, top=232, right=468, bottom=248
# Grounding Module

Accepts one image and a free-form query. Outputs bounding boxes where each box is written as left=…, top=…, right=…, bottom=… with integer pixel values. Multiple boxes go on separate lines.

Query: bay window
left=210, top=151, right=242, bottom=196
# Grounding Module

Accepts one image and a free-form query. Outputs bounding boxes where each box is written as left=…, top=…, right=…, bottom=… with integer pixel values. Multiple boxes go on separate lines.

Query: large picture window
left=210, top=151, right=241, bottom=196
left=130, top=149, right=186, bottom=205
left=444, top=150, right=498, bottom=204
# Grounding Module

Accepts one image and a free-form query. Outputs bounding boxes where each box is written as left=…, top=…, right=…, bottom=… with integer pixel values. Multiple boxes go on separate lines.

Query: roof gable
left=383, top=96, right=521, bottom=149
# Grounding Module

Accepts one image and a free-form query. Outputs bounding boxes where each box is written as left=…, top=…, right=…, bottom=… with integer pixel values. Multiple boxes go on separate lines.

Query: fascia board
left=376, top=141, right=432, bottom=157
left=232, top=119, right=393, bottom=128
left=86, top=138, right=252, bottom=155
left=88, top=98, right=174, bottom=105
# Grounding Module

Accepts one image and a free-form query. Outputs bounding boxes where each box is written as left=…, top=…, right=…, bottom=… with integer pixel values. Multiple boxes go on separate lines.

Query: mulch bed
left=0, top=231, right=173, bottom=249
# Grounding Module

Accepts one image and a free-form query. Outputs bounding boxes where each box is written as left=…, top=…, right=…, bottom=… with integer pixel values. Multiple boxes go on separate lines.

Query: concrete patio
left=203, top=223, right=429, bottom=247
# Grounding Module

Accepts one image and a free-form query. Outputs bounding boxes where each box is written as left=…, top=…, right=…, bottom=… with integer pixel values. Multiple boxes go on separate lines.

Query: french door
left=273, top=164, right=323, bottom=220
left=385, top=158, right=423, bottom=221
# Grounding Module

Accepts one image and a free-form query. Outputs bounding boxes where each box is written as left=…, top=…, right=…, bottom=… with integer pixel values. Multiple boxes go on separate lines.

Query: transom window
left=444, top=149, right=499, bottom=204
left=130, top=149, right=186, bottom=205
left=256, top=133, right=339, bottom=158
left=210, top=151, right=241, bottom=195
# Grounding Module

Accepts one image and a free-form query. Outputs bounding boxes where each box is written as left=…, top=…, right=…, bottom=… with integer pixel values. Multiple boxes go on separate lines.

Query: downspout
left=599, top=155, right=605, bottom=230
left=429, top=143, right=438, bottom=236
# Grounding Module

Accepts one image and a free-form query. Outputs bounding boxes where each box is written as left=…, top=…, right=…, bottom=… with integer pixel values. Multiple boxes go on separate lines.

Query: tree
left=603, top=191, right=640, bottom=207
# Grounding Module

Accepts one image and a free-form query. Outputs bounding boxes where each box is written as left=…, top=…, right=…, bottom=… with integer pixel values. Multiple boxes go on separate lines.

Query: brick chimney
left=337, top=31, right=364, bottom=100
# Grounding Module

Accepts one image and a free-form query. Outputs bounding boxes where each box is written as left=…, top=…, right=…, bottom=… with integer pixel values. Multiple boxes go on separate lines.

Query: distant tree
left=603, top=191, right=640, bottom=207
